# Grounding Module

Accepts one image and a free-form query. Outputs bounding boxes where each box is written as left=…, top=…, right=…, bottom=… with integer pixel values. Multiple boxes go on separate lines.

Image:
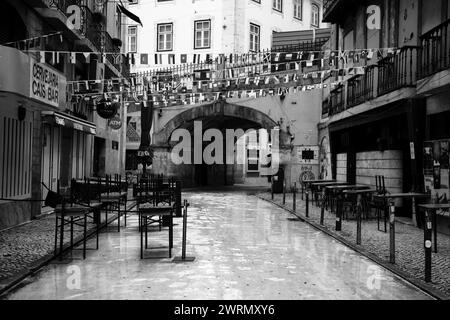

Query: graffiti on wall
left=319, top=137, right=332, bottom=180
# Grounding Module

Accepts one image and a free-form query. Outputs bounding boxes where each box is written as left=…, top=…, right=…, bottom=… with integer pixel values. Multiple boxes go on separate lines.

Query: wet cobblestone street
left=3, top=191, right=432, bottom=300
left=258, top=192, right=450, bottom=298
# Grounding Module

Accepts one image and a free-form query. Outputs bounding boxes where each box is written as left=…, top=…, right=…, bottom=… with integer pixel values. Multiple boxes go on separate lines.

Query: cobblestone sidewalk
left=0, top=208, right=124, bottom=291
left=258, top=192, right=450, bottom=299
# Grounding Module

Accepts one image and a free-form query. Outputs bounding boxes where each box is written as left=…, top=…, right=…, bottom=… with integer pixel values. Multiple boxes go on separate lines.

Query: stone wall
left=355, top=150, right=403, bottom=194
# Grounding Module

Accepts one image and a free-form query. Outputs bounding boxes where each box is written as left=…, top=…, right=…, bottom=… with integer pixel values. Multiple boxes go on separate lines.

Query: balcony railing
left=322, top=98, right=330, bottom=117
left=328, top=84, right=345, bottom=116
left=377, top=46, right=418, bottom=97
left=347, top=65, right=375, bottom=108
left=272, top=38, right=330, bottom=53
left=418, top=19, right=450, bottom=79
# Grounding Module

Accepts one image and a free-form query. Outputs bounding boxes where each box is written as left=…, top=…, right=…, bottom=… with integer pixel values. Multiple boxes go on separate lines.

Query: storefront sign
left=108, top=116, right=122, bottom=130
left=97, top=98, right=119, bottom=119
left=30, top=61, right=60, bottom=108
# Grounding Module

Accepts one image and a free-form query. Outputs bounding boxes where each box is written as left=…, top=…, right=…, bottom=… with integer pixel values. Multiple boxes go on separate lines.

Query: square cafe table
left=374, top=193, right=430, bottom=227
left=325, top=185, right=372, bottom=212
left=310, top=182, right=348, bottom=205
left=301, top=179, right=336, bottom=197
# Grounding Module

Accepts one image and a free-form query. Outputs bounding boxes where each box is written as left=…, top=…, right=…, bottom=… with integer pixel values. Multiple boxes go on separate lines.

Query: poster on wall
left=423, top=140, right=450, bottom=202
left=440, top=141, right=449, bottom=169
left=423, top=142, right=433, bottom=176
left=297, top=146, right=319, bottom=165
left=433, top=141, right=441, bottom=189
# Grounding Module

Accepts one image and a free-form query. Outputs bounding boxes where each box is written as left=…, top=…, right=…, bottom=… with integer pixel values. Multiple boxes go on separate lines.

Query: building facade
left=319, top=0, right=450, bottom=233
left=124, top=0, right=328, bottom=184
left=0, top=0, right=129, bottom=230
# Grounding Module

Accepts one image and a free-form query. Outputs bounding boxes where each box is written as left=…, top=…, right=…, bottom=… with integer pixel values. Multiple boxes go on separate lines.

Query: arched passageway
left=151, top=102, right=288, bottom=187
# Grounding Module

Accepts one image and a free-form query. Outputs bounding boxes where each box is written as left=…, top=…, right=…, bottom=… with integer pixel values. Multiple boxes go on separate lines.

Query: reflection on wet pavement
left=6, top=191, right=432, bottom=300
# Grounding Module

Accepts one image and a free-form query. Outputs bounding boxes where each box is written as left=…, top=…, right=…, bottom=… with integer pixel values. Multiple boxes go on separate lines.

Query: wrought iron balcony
left=377, top=46, right=418, bottom=97
left=42, top=1, right=103, bottom=52
left=418, top=19, right=450, bottom=79
left=327, top=84, right=345, bottom=116
left=272, top=37, right=330, bottom=53
left=346, top=65, right=375, bottom=108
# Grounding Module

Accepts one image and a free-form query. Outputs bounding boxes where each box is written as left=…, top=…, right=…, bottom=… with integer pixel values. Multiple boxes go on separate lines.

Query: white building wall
left=125, top=0, right=327, bottom=72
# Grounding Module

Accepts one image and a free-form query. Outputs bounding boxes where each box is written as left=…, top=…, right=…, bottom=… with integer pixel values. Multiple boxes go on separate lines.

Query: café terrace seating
left=49, top=173, right=182, bottom=260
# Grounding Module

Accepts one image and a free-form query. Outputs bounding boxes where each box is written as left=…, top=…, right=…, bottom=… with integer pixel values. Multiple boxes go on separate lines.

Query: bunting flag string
left=67, top=64, right=365, bottom=109
left=66, top=63, right=365, bottom=89
left=69, top=80, right=342, bottom=109
left=21, top=46, right=401, bottom=68
left=1, top=32, right=63, bottom=49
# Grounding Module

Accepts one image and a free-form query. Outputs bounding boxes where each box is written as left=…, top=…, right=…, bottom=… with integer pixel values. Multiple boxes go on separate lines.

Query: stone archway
left=150, top=101, right=290, bottom=187
left=152, top=101, right=280, bottom=146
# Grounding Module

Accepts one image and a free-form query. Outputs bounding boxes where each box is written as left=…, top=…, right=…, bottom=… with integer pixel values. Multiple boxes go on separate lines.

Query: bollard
left=389, top=201, right=396, bottom=264
left=356, top=195, right=362, bottom=245
left=424, top=210, right=432, bottom=282
left=173, top=200, right=195, bottom=262
left=175, top=180, right=182, bottom=217
left=320, top=189, right=325, bottom=224
left=335, top=194, right=342, bottom=231
left=301, top=182, right=304, bottom=201
left=293, top=182, right=296, bottom=212
left=306, top=189, right=310, bottom=217
left=271, top=178, right=274, bottom=200
left=282, top=181, right=286, bottom=205
left=320, top=201, right=324, bottom=225
left=305, top=190, right=310, bottom=218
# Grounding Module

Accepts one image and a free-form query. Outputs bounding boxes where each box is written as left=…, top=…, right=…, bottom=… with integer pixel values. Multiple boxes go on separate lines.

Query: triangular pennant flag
left=154, top=54, right=161, bottom=64
left=83, top=52, right=91, bottom=64
left=168, top=54, right=175, bottom=64
left=140, top=53, right=148, bottom=65
left=193, top=54, right=201, bottom=64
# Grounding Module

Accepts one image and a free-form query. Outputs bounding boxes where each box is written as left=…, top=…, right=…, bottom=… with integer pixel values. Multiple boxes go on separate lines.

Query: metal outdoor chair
left=136, top=177, right=174, bottom=259
left=369, top=175, right=389, bottom=232
left=44, top=181, right=94, bottom=260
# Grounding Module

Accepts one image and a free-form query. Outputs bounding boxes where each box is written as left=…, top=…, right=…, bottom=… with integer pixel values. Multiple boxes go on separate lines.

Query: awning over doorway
left=41, top=111, right=97, bottom=135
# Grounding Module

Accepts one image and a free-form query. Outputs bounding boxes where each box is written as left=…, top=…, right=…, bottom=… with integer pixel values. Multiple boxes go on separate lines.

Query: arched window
left=311, top=3, right=319, bottom=27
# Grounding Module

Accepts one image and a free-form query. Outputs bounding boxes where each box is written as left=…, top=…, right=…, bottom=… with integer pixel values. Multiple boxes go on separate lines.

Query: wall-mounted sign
left=30, top=61, right=61, bottom=107
left=112, top=141, right=119, bottom=150
left=66, top=5, right=81, bottom=31
left=108, top=116, right=122, bottom=130
left=297, top=146, right=319, bottom=165
left=96, top=98, right=119, bottom=119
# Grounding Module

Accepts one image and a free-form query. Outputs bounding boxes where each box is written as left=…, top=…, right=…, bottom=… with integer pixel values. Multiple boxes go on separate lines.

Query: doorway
left=93, top=137, right=106, bottom=177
